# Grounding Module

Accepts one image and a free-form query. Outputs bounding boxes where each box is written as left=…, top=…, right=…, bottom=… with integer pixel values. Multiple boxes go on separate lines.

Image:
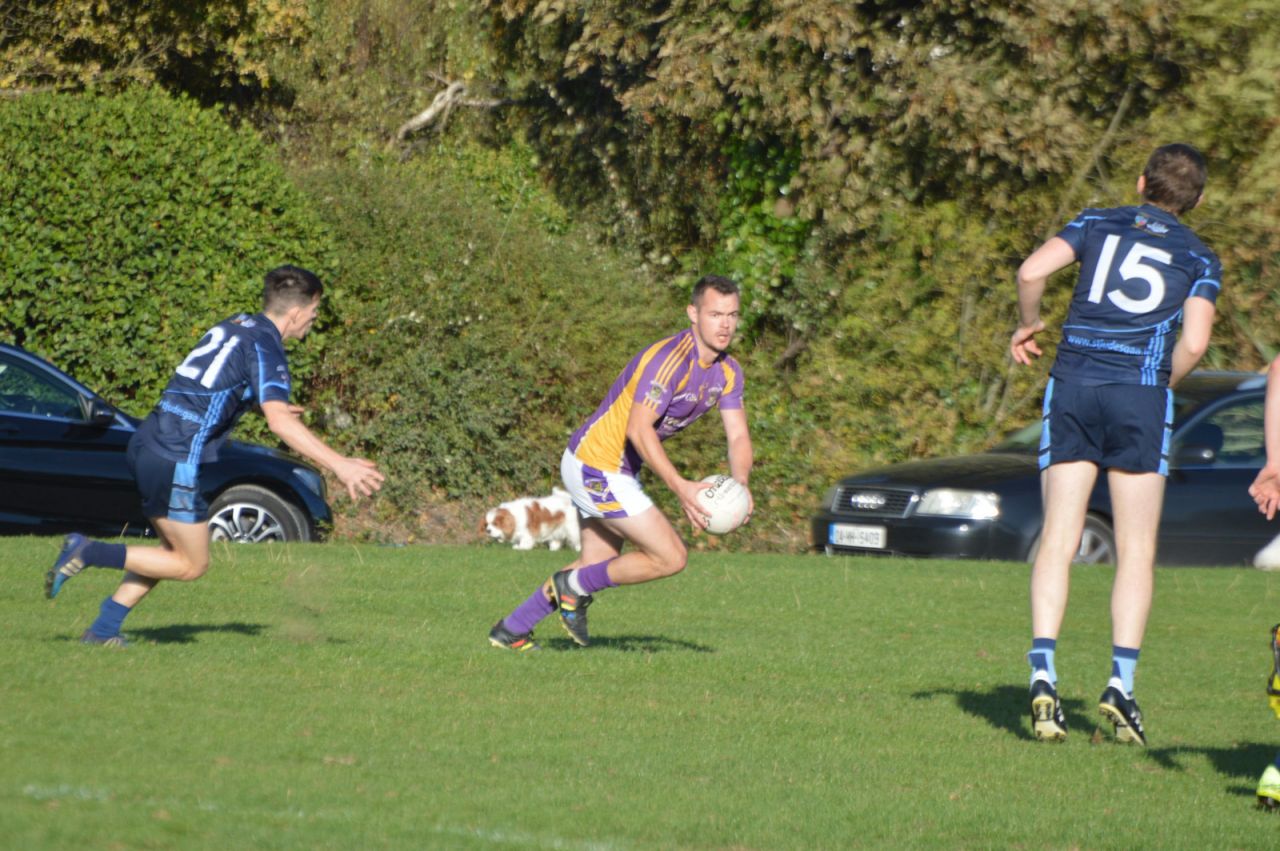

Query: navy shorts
left=126, top=437, right=207, bottom=523
left=1038, top=378, right=1173, bottom=475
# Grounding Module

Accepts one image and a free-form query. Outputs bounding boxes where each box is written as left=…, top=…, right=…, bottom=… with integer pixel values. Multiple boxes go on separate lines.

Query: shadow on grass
left=543, top=634, right=715, bottom=654
left=911, top=684, right=1090, bottom=741
left=1146, top=742, right=1277, bottom=798
left=126, top=621, right=268, bottom=645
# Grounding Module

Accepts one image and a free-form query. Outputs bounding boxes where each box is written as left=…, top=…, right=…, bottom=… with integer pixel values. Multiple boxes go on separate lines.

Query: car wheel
left=207, top=484, right=310, bottom=543
left=1075, top=514, right=1116, bottom=564
left=1026, top=513, right=1117, bottom=566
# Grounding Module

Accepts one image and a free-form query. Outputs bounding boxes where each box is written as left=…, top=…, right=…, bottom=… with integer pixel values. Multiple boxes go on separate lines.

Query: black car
left=0, top=343, right=331, bottom=542
left=812, top=371, right=1277, bottom=566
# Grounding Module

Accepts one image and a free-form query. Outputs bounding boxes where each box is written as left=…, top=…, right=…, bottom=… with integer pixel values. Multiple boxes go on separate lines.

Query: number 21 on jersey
left=1088, top=235, right=1172, bottom=314
left=175, top=327, right=241, bottom=389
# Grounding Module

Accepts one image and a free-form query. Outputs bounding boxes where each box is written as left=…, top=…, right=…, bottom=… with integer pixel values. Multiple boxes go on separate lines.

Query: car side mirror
left=1172, top=444, right=1217, bottom=466
left=86, top=399, right=116, bottom=426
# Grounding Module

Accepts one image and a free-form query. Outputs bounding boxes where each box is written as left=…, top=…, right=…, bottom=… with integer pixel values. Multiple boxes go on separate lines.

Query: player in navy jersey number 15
left=1010, top=144, right=1220, bottom=744
left=45, top=266, right=385, bottom=647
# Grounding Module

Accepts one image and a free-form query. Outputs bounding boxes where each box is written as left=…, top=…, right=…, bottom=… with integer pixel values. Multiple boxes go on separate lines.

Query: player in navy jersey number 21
left=1010, top=144, right=1220, bottom=744
left=44, top=266, right=385, bottom=647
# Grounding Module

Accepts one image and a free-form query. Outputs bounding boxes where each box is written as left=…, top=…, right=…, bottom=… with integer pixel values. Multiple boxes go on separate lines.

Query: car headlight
left=822, top=486, right=840, bottom=510
left=292, top=466, right=327, bottom=499
left=916, top=489, right=1000, bottom=520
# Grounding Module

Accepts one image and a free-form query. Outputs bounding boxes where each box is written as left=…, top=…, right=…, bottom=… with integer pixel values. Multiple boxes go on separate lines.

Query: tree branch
left=393, top=79, right=508, bottom=143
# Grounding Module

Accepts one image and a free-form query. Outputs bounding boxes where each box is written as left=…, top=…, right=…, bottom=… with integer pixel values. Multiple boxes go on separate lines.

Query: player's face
left=688, top=290, right=740, bottom=355
left=285, top=295, right=322, bottom=341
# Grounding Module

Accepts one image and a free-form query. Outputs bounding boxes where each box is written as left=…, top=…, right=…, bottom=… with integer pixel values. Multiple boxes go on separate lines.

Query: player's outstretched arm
left=1168, top=296, right=1216, bottom=388
left=721, top=406, right=754, bottom=519
left=624, top=402, right=708, bottom=529
left=1011, top=237, right=1075, bottom=365
left=1249, top=355, right=1280, bottom=520
left=262, top=400, right=385, bottom=500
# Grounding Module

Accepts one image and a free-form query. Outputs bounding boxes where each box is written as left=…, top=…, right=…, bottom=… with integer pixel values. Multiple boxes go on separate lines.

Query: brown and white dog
left=483, top=487, right=581, bottom=551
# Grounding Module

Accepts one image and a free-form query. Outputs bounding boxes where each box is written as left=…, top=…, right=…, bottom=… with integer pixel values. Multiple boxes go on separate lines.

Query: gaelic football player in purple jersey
left=489, top=275, right=754, bottom=651
left=45, top=266, right=385, bottom=646
left=1011, top=144, right=1219, bottom=744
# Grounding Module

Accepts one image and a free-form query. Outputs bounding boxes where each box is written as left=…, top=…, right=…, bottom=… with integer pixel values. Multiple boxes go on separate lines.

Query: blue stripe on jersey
left=159, top=399, right=204, bottom=423
left=1064, top=215, right=1108, bottom=229
left=1158, top=390, right=1173, bottom=475
left=187, top=390, right=232, bottom=465
left=1038, top=378, right=1054, bottom=471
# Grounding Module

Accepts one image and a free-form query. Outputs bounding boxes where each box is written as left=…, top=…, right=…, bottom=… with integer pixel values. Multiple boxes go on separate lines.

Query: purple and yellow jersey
left=568, top=328, right=744, bottom=476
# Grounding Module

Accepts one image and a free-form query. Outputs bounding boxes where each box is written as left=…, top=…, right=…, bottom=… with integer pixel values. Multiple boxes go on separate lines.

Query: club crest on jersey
left=1133, top=214, right=1169, bottom=236
left=645, top=381, right=667, bottom=405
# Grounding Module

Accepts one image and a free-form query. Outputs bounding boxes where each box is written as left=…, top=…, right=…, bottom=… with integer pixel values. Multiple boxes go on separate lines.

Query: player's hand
left=1250, top=464, right=1280, bottom=520
left=1010, top=320, right=1046, bottom=365
left=334, top=457, right=385, bottom=501
left=675, top=478, right=710, bottom=530
left=735, top=479, right=755, bottom=525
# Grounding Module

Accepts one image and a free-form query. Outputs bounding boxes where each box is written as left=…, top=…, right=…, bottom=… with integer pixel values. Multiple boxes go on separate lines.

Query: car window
left=1175, top=398, right=1265, bottom=467
left=0, top=357, right=84, bottom=420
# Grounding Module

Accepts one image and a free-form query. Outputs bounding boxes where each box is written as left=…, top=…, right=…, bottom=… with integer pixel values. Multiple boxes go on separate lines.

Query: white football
left=697, top=474, right=750, bottom=535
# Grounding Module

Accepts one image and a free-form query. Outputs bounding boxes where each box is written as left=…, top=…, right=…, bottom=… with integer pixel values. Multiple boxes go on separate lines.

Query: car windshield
left=988, top=392, right=1208, bottom=454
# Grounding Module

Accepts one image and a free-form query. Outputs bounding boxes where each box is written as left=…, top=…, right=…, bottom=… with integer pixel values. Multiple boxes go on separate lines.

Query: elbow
left=1182, top=337, right=1210, bottom=361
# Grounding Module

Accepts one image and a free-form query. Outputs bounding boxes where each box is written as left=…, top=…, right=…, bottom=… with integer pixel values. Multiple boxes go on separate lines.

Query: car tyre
left=1027, top=513, right=1117, bottom=566
left=207, top=484, right=310, bottom=543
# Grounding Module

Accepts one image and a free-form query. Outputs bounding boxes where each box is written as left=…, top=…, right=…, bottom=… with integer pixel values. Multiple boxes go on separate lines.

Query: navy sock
left=84, top=541, right=126, bottom=570
left=87, top=597, right=131, bottom=639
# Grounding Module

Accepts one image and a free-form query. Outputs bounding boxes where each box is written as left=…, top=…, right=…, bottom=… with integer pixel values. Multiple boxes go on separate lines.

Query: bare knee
left=653, top=543, right=688, bottom=578
left=178, top=557, right=210, bottom=581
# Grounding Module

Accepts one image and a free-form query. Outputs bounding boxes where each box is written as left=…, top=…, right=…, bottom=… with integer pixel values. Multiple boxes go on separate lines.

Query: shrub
left=0, top=87, right=337, bottom=416
left=294, top=141, right=674, bottom=506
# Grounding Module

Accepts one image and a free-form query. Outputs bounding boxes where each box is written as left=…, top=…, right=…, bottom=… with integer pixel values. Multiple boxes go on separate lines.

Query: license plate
left=829, top=523, right=886, bottom=549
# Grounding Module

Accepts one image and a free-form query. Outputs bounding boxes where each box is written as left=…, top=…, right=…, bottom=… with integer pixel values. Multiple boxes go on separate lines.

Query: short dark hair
left=263, top=265, right=323, bottom=313
left=1141, top=143, right=1207, bottom=215
left=691, top=274, right=740, bottom=306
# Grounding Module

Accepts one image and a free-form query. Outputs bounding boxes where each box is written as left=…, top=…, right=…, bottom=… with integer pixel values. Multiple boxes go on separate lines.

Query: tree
left=0, top=0, right=309, bottom=101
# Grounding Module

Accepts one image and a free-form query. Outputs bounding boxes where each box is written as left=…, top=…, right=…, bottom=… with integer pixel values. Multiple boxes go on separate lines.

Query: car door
left=0, top=351, right=142, bottom=534
left=1160, top=394, right=1273, bottom=565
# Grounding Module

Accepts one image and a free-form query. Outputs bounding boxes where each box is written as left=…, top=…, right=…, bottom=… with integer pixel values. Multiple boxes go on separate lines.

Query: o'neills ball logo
left=704, top=475, right=731, bottom=498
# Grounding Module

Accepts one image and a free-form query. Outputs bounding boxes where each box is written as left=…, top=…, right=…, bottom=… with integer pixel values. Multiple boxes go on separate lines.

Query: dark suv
left=0, top=343, right=331, bottom=542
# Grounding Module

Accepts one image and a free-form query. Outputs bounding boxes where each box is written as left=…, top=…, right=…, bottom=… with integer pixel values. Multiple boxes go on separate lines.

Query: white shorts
left=560, top=448, right=654, bottom=520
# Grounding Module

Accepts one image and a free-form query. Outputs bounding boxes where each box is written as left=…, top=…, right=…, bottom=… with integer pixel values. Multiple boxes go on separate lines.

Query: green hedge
left=0, top=87, right=336, bottom=414
left=295, top=142, right=675, bottom=506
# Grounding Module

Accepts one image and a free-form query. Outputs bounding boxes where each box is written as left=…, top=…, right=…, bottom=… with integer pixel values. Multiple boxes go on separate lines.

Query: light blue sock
left=1111, top=645, right=1140, bottom=695
left=1028, top=637, right=1057, bottom=685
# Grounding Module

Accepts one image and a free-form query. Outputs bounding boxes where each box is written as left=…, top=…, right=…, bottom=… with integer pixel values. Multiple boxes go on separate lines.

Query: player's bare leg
left=1106, top=470, right=1164, bottom=648
left=1030, top=461, right=1098, bottom=639
left=1096, top=468, right=1163, bottom=745
left=80, top=518, right=210, bottom=646
left=555, top=519, right=624, bottom=574
left=119, top=516, right=211, bottom=584
left=1027, top=460, right=1097, bottom=740
left=597, top=507, right=687, bottom=585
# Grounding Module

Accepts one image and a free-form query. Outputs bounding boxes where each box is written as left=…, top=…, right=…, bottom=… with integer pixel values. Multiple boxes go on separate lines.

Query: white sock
left=568, top=569, right=588, bottom=597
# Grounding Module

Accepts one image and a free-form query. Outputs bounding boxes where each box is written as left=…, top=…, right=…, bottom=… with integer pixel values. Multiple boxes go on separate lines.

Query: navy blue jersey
left=1051, top=204, right=1221, bottom=387
left=133, top=313, right=291, bottom=464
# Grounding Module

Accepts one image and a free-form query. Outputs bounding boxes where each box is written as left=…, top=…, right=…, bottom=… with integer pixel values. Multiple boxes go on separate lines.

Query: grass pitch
left=3, top=538, right=1280, bottom=849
